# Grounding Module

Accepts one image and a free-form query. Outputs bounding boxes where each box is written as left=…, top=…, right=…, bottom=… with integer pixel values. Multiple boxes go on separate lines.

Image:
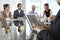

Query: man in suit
left=14, top=3, right=25, bottom=26
left=32, top=0, right=60, bottom=40
left=13, top=3, right=25, bottom=40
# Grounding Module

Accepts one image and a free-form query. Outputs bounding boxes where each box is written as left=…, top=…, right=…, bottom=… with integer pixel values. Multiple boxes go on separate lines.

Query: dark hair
left=17, top=3, right=22, bottom=7
left=44, top=3, right=49, bottom=6
left=3, top=4, right=9, bottom=10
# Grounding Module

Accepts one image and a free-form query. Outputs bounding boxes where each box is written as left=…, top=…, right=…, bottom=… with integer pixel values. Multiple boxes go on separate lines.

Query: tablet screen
left=26, top=14, right=41, bottom=30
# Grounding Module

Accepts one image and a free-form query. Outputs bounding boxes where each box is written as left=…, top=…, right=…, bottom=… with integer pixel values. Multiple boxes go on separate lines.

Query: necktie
left=33, top=11, right=34, bottom=14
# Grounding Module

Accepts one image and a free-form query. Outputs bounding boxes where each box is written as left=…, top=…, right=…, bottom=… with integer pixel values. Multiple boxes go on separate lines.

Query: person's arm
left=9, top=12, right=13, bottom=19
left=32, top=23, right=41, bottom=33
left=48, top=10, right=52, bottom=20
left=36, top=12, right=38, bottom=18
left=47, top=10, right=52, bottom=21
left=39, top=21, right=51, bottom=29
left=32, top=23, right=51, bottom=33
left=1, top=11, right=5, bottom=20
left=41, top=24, right=51, bottom=29
left=14, top=11, right=17, bottom=19
left=10, top=15, right=13, bottom=19
left=50, top=10, right=52, bottom=18
left=32, top=21, right=51, bottom=32
left=22, top=10, right=25, bottom=17
left=43, top=11, right=45, bottom=17
left=40, top=11, right=45, bottom=18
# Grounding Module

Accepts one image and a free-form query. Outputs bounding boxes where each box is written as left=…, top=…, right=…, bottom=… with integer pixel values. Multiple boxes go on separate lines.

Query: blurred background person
left=29, top=5, right=38, bottom=18
left=1, top=4, right=12, bottom=34
left=14, top=3, right=25, bottom=27
left=14, top=3, right=25, bottom=33
left=43, top=3, right=52, bottom=22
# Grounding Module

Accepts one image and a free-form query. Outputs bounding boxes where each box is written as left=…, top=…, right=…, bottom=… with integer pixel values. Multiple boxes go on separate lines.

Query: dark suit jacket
left=14, top=10, right=25, bottom=26
left=37, top=10, right=60, bottom=40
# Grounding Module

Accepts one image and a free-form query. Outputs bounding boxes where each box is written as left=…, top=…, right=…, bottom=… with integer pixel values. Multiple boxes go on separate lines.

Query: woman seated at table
left=1, top=4, right=13, bottom=34
left=43, top=3, right=52, bottom=22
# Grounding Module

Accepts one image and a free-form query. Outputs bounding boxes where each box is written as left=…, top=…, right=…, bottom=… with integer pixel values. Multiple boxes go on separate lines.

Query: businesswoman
left=43, top=3, right=52, bottom=22
left=1, top=4, right=12, bottom=34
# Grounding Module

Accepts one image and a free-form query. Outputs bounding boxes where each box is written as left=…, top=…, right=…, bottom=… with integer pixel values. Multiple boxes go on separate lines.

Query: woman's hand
left=50, top=16, right=55, bottom=21
left=11, top=15, right=13, bottom=19
left=39, top=20, right=45, bottom=26
left=39, top=20, right=51, bottom=29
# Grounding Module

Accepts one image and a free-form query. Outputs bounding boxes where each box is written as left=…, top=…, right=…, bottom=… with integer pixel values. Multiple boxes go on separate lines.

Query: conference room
left=0, top=0, right=60, bottom=40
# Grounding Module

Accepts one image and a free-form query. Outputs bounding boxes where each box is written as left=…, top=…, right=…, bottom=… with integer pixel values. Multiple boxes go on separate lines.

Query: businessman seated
left=32, top=0, right=60, bottom=40
left=14, top=3, right=25, bottom=32
left=14, top=3, right=25, bottom=26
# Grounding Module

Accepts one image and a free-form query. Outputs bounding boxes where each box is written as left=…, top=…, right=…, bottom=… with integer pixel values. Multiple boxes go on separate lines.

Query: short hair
left=44, top=3, right=49, bottom=6
left=3, top=4, right=9, bottom=10
left=32, top=5, right=35, bottom=7
left=17, top=3, right=22, bottom=7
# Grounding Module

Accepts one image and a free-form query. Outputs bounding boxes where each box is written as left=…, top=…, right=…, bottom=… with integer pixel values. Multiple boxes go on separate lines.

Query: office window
left=0, top=0, right=21, bottom=15
left=26, top=0, right=48, bottom=16
left=26, top=0, right=41, bottom=16
left=47, top=0, right=60, bottom=15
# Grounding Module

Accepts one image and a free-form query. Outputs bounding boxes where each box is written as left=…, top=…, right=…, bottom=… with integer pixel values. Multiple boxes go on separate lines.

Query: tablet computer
left=26, top=14, right=41, bottom=30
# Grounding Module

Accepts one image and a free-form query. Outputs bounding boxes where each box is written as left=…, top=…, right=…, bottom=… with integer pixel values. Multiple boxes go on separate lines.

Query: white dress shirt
left=18, top=10, right=21, bottom=13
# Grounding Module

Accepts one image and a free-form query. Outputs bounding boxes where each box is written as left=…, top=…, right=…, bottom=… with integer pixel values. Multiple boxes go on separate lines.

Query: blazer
left=37, top=10, right=60, bottom=40
left=1, top=11, right=11, bottom=28
left=14, top=10, right=25, bottom=26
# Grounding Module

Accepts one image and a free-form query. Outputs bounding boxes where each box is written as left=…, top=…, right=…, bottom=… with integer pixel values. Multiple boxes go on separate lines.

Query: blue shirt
left=29, top=10, right=38, bottom=18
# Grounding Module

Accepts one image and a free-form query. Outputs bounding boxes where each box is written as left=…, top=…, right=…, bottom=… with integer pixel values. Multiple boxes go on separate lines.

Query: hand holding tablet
left=26, top=14, right=41, bottom=30
left=32, top=23, right=41, bottom=33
